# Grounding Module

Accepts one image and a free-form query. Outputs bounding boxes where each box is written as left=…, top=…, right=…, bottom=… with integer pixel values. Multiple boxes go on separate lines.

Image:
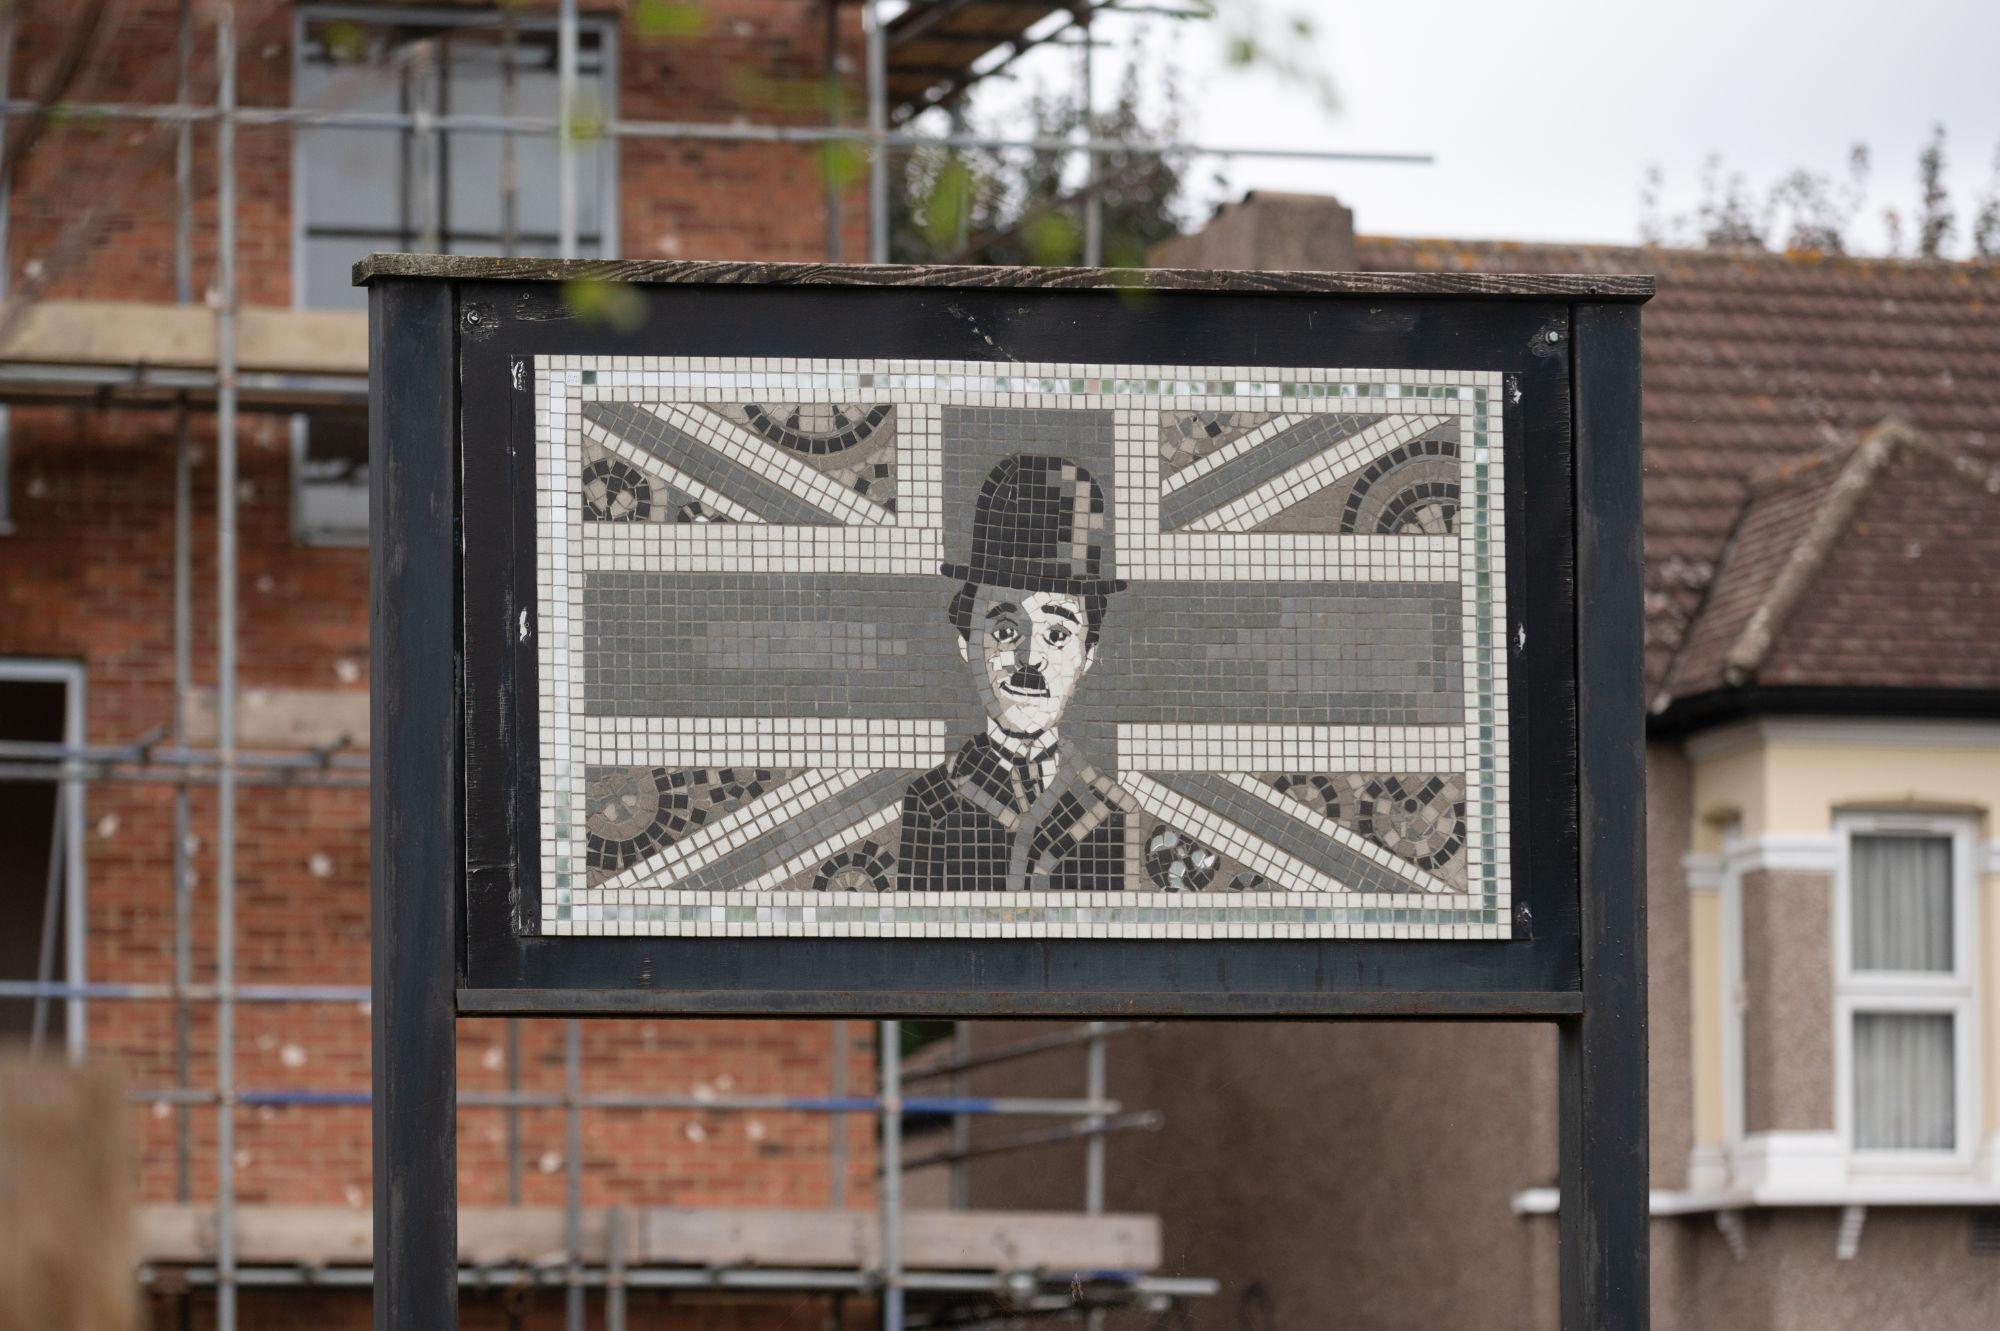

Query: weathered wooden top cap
left=352, top=252, right=1655, bottom=300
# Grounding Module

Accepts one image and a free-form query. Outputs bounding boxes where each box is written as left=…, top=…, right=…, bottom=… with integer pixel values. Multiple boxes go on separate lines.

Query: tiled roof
left=1662, top=421, right=2000, bottom=696
left=1357, top=237, right=2000, bottom=700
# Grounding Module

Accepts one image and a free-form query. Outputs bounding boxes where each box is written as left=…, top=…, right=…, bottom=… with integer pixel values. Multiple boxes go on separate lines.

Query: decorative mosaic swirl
left=1159, top=410, right=1274, bottom=474
left=581, top=457, right=653, bottom=522
left=1273, top=772, right=1344, bottom=821
left=585, top=767, right=693, bottom=872
left=832, top=457, right=897, bottom=512
left=741, top=403, right=893, bottom=456
left=696, top=767, right=775, bottom=806
left=813, top=841, right=896, bottom=892
left=1144, top=823, right=1222, bottom=891
left=1356, top=776, right=1466, bottom=870
left=675, top=500, right=730, bottom=524
left=585, top=766, right=778, bottom=875
left=1340, top=437, right=1459, bottom=535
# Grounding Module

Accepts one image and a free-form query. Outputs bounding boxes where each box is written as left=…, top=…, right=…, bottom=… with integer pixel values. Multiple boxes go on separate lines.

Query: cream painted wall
left=1683, top=720, right=2000, bottom=1160
left=1690, top=723, right=2000, bottom=851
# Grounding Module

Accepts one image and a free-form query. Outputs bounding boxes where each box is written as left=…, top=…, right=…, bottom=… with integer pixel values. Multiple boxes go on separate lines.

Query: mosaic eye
left=990, top=623, right=1020, bottom=645
left=1044, top=626, right=1072, bottom=647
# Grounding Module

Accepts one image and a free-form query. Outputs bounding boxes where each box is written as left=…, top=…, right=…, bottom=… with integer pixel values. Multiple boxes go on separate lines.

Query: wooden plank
left=369, top=278, right=461, bottom=1331
left=638, top=1207, right=1161, bottom=1271
left=1559, top=300, right=1650, bottom=1330
left=0, top=300, right=367, bottom=374
left=183, top=686, right=369, bottom=748
left=352, top=253, right=1656, bottom=301
left=135, top=1205, right=1162, bottom=1273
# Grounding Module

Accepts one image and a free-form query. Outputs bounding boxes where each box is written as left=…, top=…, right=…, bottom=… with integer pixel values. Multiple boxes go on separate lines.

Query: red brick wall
left=4, top=3, right=879, bottom=1323
left=5, top=1, right=868, bottom=306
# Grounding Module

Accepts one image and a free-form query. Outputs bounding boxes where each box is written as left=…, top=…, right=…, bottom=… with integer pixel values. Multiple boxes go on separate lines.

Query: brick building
left=0, top=3, right=1181, bottom=1328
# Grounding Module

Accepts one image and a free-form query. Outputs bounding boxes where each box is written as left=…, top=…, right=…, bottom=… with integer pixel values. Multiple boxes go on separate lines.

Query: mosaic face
left=961, top=586, right=1097, bottom=736
left=537, top=357, right=1510, bottom=939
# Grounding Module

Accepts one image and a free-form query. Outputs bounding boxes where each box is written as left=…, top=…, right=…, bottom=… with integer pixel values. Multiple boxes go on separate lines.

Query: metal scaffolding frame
left=0, top=3, right=1429, bottom=1327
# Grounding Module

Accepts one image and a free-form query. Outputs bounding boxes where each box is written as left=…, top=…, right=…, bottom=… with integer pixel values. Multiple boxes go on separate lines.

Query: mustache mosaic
left=536, top=357, right=1510, bottom=941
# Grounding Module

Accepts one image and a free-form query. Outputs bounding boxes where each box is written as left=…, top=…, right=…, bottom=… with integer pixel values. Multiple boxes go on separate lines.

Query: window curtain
left=1851, top=834, right=1953, bottom=972
left=1853, top=1011, right=1955, bottom=1150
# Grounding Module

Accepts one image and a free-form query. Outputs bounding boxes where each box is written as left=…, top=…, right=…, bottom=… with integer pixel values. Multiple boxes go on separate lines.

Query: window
left=1835, top=814, right=1979, bottom=1168
left=291, top=6, right=617, bottom=542
left=0, top=659, right=85, bottom=1056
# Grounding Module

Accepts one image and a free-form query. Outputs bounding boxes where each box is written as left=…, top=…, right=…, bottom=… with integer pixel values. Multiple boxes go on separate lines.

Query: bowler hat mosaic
left=537, top=356, right=1508, bottom=940
left=942, top=454, right=1129, bottom=595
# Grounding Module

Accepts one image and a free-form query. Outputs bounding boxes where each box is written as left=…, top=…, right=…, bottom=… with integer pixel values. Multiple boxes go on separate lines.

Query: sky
left=984, top=0, right=2000, bottom=254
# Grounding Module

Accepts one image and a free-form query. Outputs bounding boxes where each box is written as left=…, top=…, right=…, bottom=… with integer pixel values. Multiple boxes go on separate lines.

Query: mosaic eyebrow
left=1042, top=603, right=1081, bottom=625
left=984, top=602, right=1021, bottom=620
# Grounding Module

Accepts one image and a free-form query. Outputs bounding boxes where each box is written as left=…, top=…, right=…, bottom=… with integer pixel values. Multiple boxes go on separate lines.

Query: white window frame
left=1717, top=823, right=1748, bottom=1153
left=1833, top=811, right=1980, bottom=1173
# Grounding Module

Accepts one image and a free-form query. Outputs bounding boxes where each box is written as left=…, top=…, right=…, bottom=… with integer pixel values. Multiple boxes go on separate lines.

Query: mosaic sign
left=535, top=357, right=1508, bottom=940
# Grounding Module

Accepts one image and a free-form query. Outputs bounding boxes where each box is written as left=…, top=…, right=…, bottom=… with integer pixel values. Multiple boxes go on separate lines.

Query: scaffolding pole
left=214, top=8, right=240, bottom=1329
left=823, top=0, right=844, bottom=261
left=831, top=1018, right=850, bottom=1206
left=949, top=1022, right=970, bottom=1210
left=557, top=0, right=579, bottom=260
left=172, top=0, right=197, bottom=1211
left=1078, top=4, right=1103, bottom=267
left=864, top=0, right=890, bottom=264
left=27, top=784, right=62, bottom=1056
left=879, top=1020, right=903, bottom=1331
left=1084, top=1020, right=1109, bottom=1331
left=565, top=1019, right=585, bottom=1331
left=0, top=95, right=1430, bottom=166
left=0, top=5, right=11, bottom=541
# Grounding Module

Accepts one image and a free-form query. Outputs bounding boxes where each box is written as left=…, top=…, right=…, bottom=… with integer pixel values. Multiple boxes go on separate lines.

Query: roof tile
left=1359, top=238, right=2000, bottom=695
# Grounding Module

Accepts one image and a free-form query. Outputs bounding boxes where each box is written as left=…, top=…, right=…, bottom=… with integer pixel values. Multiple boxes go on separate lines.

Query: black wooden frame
left=365, top=255, right=1650, bottom=1330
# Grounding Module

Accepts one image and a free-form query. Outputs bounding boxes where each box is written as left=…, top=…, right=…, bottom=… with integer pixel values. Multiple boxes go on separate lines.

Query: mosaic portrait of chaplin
left=897, top=456, right=1135, bottom=892
left=552, top=360, right=1509, bottom=939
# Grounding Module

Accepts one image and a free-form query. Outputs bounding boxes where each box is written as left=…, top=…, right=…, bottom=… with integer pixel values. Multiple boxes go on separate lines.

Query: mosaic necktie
left=1015, top=756, right=1045, bottom=807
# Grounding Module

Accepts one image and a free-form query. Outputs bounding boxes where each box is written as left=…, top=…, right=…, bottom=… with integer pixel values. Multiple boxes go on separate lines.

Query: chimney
left=1151, top=191, right=1357, bottom=273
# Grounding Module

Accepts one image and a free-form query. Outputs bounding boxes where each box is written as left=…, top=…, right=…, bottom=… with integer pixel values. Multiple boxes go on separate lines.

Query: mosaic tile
left=534, top=357, right=1512, bottom=939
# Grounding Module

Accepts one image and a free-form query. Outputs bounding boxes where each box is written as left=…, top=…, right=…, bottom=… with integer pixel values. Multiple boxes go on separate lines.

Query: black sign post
left=363, top=255, right=1650, bottom=1329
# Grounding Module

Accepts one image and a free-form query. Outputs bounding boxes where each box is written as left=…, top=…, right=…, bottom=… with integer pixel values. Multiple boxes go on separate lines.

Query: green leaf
left=918, top=157, right=977, bottom=250
left=565, top=92, right=607, bottom=142
left=323, top=20, right=369, bottom=64
left=1023, top=211, right=1082, bottom=267
left=634, top=0, right=708, bottom=40
left=562, top=279, right=645, bottom=332
left=814, top=139, right=869, bottom=190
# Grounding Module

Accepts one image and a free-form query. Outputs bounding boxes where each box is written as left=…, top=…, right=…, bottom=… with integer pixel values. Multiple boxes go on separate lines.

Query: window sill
left=1512, top=1179, right=2000, bottom=1217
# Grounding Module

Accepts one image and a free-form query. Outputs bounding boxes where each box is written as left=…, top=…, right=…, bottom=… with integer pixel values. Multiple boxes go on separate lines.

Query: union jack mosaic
left=535, top=357, right=1509, bottom=939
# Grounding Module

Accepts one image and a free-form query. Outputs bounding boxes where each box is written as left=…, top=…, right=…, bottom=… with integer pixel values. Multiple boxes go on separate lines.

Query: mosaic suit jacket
left=896, top=734, right=1131, bottom=892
